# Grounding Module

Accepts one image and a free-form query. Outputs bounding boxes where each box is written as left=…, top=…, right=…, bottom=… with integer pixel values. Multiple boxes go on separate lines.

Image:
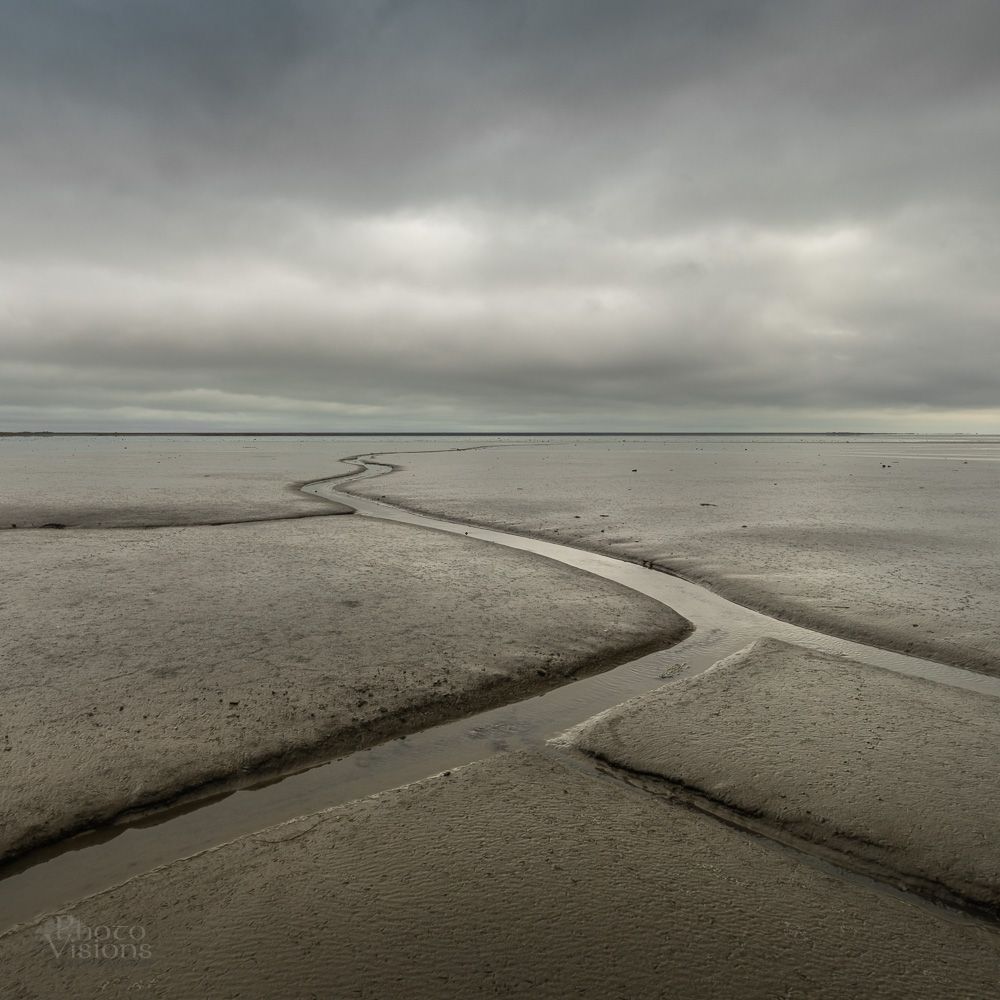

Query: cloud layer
left=3, top=0, right=999, bottom=430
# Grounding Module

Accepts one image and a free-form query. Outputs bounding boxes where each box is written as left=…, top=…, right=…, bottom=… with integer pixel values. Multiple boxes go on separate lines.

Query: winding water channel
left=3, top=456, right=999, bottom=932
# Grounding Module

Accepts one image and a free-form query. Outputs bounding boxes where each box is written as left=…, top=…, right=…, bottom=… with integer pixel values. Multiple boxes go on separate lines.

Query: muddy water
left=3, top=458, right=998, bottom=932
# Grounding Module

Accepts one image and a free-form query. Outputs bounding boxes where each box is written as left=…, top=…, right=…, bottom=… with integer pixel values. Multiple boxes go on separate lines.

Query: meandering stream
left=3, top=457, right=998, bottom=932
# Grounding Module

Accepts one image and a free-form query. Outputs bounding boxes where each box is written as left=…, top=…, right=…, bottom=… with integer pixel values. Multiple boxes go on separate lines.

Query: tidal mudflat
left=346, top=435, right=1000, bottom=674
left=3, top=434, right=1000, bottom=999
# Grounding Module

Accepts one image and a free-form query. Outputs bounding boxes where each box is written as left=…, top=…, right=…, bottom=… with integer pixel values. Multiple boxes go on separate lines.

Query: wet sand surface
left=574, top=638, right=1000, bottom=915
left=345, top=435, right=1000, bottom=674
left=0, top=514, right=685, bottom=862
left=3, top=748, right=998, bottom=999
left=5, top=435, right=1000, bottom=997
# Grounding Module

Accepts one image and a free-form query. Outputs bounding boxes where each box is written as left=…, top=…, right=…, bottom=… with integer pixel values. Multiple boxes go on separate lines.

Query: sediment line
left=579, top=747, right=1000, bottom=927
left=1, top=508, right=354, bottom=532
left=0, top=624, right=687, bottom=871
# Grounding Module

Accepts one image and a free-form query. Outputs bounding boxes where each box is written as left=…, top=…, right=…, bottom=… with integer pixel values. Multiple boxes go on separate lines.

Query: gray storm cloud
left=2, top=0, right=999, bottom=430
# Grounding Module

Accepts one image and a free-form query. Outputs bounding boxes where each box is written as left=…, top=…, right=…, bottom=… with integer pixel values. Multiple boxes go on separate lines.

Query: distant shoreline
left=0, top=430, right=939, bottom=437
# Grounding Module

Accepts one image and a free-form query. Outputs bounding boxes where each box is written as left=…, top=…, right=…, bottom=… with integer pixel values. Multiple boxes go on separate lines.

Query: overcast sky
left=2, top=0, right=999, bottom=431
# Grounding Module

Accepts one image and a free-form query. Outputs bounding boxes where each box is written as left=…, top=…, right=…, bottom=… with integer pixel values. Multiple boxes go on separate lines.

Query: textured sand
left=574, top=638, right=1000, bottom=914
left=3, top=748, right=998, bottom=999
left=345, top=437, right=1000, bottom=673
left=0, top=515, right=686, bottom=862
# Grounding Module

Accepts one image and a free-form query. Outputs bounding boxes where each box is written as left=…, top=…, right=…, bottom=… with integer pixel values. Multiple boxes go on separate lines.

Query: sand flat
left=2, top=748, right=998, bottom=999
left=0, top=515, right=686, bottom=861
left=573, top=637, right=1000, bottom=913
left=346, top=436, right=1000, bottom=674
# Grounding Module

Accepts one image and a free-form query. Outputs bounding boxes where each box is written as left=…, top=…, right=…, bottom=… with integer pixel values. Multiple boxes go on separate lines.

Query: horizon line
left=0, top=430, right=977, bottom=438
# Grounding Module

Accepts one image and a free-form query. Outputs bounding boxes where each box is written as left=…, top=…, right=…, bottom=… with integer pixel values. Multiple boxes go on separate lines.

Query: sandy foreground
left=574, top=638, right=1000, bottom=915
left=346, top=438, right=1000, bottom=674
left=2, top=740, right=998, bottom=998
left=4, top=438, right=999, bottom=998
left=0, top=514, right=685, bottom=862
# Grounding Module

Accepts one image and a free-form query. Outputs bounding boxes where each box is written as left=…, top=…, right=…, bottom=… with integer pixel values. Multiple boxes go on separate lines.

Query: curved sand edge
left=649, top=559, right=998, bottom=676
left=573, top=637, right=1000, bottom=917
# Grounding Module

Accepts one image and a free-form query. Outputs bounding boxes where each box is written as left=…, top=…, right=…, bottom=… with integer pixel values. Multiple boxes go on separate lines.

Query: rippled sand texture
left=575, top=637, right=1000, bottom=914
left=4, top=749, right=998, bottom=999
left=0, top=515, right=685, bottom=861
left=346, top=435, right=1000, bottom=673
